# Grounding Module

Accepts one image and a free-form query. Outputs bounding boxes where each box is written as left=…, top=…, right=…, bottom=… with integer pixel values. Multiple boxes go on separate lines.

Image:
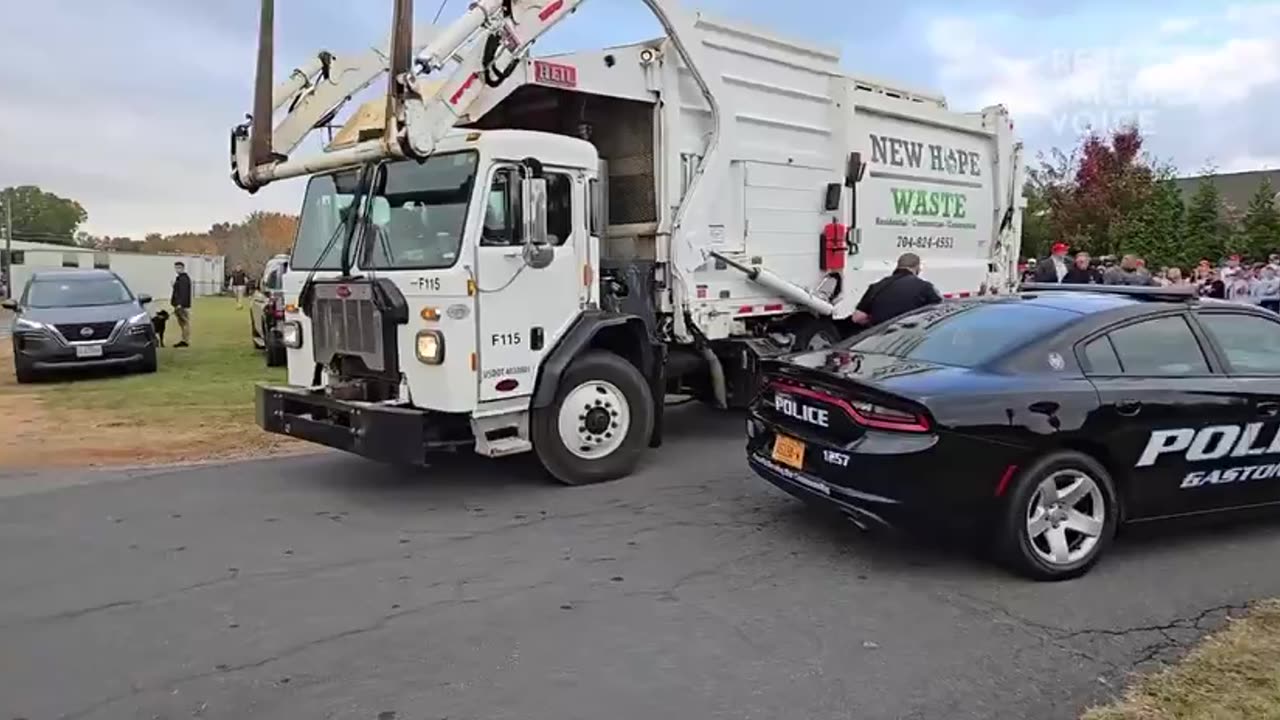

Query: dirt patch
left=0, top=389, right=310, bottom=469
left=0, top=332, right=311, bottom=470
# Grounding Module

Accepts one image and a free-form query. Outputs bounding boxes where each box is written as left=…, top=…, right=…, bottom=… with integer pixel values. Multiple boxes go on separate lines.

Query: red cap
left=1051, top=242, right=1069, bottom=254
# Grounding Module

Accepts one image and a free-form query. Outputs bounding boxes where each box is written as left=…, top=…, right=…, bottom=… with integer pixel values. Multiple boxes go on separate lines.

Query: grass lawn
left=0, top=297, right=307, bottom=468
left=1084, top=600, right=1280, bottom=720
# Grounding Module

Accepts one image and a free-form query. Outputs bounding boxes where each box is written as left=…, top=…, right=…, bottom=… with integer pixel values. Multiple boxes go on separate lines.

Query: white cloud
left=922, top=5, right=1280, bottom=175
left=1133, top=38, right=1280, bottom=106
left=1157, top=17, right=1199, bottom=35
left=1219, top=155, right=1280, bottom=173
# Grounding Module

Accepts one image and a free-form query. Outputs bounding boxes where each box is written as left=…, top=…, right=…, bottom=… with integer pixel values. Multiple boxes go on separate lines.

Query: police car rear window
left=845, top=302, right=1079, bottom=368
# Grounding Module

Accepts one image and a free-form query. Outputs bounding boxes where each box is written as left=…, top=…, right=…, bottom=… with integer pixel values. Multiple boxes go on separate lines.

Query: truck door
left=475, top=165, right=586, bottom=402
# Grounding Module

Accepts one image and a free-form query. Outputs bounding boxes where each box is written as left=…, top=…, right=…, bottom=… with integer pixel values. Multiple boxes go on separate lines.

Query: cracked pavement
left=3, top=404, right=1280, bottom=720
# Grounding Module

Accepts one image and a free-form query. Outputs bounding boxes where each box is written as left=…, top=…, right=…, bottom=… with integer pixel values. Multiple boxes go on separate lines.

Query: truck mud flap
left=256, top=384, right=466, bottom=464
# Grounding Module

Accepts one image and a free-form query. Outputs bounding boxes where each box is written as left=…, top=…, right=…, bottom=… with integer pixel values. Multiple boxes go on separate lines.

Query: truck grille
left=55, top=321, right=117, bottom=342
left=311, top=283, right=387, bottom=372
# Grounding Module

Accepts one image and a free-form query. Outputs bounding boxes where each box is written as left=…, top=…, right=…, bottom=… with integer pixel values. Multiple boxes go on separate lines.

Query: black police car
left=747, top=283, right=1280, bottom=580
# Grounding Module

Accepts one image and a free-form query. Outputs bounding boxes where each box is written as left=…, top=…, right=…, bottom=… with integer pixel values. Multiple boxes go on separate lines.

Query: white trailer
left=236, top=0, right=1023, bottom=484
left=5, top=240, right=225, bottom=306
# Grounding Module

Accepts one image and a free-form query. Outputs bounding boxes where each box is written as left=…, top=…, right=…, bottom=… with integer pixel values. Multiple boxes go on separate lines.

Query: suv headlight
left=14, top=317, right=47, bottom=332
left=126, top=312, right=151, bottom=334
left=415, top=330, right=444, bottom=364
left=281, top=321, right=303, bottom=349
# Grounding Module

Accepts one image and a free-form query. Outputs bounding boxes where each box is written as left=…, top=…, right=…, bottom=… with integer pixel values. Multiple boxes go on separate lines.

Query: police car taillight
left=771, top=380, right=931, bottom=433
left=847, top=399, right=931, bottom=433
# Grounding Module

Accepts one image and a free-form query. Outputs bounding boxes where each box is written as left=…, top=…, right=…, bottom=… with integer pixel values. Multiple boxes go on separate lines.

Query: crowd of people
left=1022, top=243, right=1280, bottom=312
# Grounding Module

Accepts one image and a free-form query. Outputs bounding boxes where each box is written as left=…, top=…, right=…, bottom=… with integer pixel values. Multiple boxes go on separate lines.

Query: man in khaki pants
left=170, top=261, right=192, bottom=347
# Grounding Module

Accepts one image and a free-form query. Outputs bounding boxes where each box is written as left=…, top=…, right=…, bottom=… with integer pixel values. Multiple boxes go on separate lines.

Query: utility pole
left=2, top=192, right=11, bottom=299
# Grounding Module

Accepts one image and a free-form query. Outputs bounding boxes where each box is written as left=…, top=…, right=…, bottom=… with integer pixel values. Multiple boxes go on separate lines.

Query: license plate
left=75, top=345, right=104, bottom=358
left=772, top=434, right=806, bottom=470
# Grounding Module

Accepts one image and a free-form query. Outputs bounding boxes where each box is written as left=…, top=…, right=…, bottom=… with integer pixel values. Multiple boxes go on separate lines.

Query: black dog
left=151, top=309, right=170, bottom=347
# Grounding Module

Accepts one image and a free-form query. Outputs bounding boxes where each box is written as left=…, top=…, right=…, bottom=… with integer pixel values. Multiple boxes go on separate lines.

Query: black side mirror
left=1, top=299, right=16, bottom=311
left=138, top=294, right=153, bottom=305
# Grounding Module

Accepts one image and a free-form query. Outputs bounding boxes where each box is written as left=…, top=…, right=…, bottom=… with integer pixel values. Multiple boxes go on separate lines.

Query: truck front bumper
left=255, top=384, right=473, bottom=465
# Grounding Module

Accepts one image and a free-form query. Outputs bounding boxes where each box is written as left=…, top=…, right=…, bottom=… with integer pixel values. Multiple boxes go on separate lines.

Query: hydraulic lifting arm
left=230, top=0, right=726, bottom=198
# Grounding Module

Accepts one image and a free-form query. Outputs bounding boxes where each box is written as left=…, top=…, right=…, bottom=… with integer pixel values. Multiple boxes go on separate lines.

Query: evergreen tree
left=1241, top=177, right=1280, bottom=259
left=1184, top=178, right=1227, bottom=266
left=1115, top=177, right=1185, bottom=268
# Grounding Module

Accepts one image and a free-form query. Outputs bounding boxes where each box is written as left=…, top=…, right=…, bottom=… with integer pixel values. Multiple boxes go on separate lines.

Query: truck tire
left=791, top=318, right=841, bottom=351
left=532, top=350, right=655, bottom=486
left=265, top=336, right=287, bottom=367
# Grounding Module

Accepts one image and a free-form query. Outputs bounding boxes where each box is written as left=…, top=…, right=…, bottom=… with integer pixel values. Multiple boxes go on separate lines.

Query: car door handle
left=1258, top=402, right=1280, bottom=418
left=1115, top=399, right=1142, bottom=417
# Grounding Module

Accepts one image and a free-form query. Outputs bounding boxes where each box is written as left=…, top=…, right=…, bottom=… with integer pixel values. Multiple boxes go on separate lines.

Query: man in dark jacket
left=1063, top=251, right=1100, bottom=283
left=852, top=252, right=943, bottom=327
left=1033, top=242, right=1071, bottom=283
left=171, top=261, right=193, bottom=347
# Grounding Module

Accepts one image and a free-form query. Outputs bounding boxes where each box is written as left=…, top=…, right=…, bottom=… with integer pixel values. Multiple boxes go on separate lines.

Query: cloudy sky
left=2, top=0, right=1278, bottom=238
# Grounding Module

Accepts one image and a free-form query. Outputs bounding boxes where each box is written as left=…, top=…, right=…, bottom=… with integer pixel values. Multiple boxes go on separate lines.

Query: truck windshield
left=843, top=301, right=1079, bottom=368
left=291, top=151, right=479, bottom=271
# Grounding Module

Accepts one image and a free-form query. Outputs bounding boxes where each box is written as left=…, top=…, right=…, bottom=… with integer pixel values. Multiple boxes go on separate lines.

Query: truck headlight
left=281, top=321, right=303, bottom=349
left=415, top=330, right=444, bottom=364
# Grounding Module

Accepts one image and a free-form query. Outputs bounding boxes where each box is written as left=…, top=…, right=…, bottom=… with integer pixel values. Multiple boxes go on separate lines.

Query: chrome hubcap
left=1026, top=469, right=1105, bottom=566
left=557, top=380, right=630, bottom=460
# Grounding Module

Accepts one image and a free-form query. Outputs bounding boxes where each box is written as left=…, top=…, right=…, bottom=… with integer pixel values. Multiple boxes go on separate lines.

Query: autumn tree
left=1027, top=126, right=1171, bottom=260
left=1, top=185, right=88, bottom=245
left=1241, top=177, right=1280, bottom=259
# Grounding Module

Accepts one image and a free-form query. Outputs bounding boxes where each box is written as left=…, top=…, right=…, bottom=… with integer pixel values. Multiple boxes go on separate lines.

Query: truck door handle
left=1258, top=402, right=1280, bottom=417
left=1115, top=399, right=1142, bottom=417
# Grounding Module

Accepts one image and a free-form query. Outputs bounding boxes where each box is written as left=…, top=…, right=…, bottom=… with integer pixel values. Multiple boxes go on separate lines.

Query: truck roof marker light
left=284, top=303, right=299, bottom=314
left=465, top=132, right=481, bottom=142
left=420, top=306, right=440, bottom=321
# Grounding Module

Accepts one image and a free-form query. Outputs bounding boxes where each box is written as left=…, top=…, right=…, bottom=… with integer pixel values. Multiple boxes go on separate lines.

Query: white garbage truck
left=233, top=0, right=1025, bottom=484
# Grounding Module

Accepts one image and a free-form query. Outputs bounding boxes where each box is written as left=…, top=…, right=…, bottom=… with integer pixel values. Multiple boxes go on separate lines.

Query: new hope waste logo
left=868, top=133, right=981, bottom=247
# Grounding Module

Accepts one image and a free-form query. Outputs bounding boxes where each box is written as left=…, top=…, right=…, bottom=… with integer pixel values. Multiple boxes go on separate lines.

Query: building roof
left=1172, top=169, right=1280, bottom=214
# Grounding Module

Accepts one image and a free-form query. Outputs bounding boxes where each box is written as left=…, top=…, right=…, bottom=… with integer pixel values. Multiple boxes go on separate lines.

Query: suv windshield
left=291, top=152, right=479, bottom=271
left=26, top=276, right=133, bottom=308
left=843, top=301, right=1079, bottom=368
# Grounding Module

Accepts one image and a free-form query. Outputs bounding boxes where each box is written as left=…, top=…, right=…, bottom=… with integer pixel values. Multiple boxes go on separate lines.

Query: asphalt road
left=4, top=405, right=1280, bottom=720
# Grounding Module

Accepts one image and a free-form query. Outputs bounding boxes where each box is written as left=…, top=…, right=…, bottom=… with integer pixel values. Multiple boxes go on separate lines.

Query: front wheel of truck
left=532, top=350, right=655, bottom=486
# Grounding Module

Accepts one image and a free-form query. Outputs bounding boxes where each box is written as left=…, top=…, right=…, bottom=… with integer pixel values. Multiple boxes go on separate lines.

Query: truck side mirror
left=521, top=176, right=549, bottom=247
